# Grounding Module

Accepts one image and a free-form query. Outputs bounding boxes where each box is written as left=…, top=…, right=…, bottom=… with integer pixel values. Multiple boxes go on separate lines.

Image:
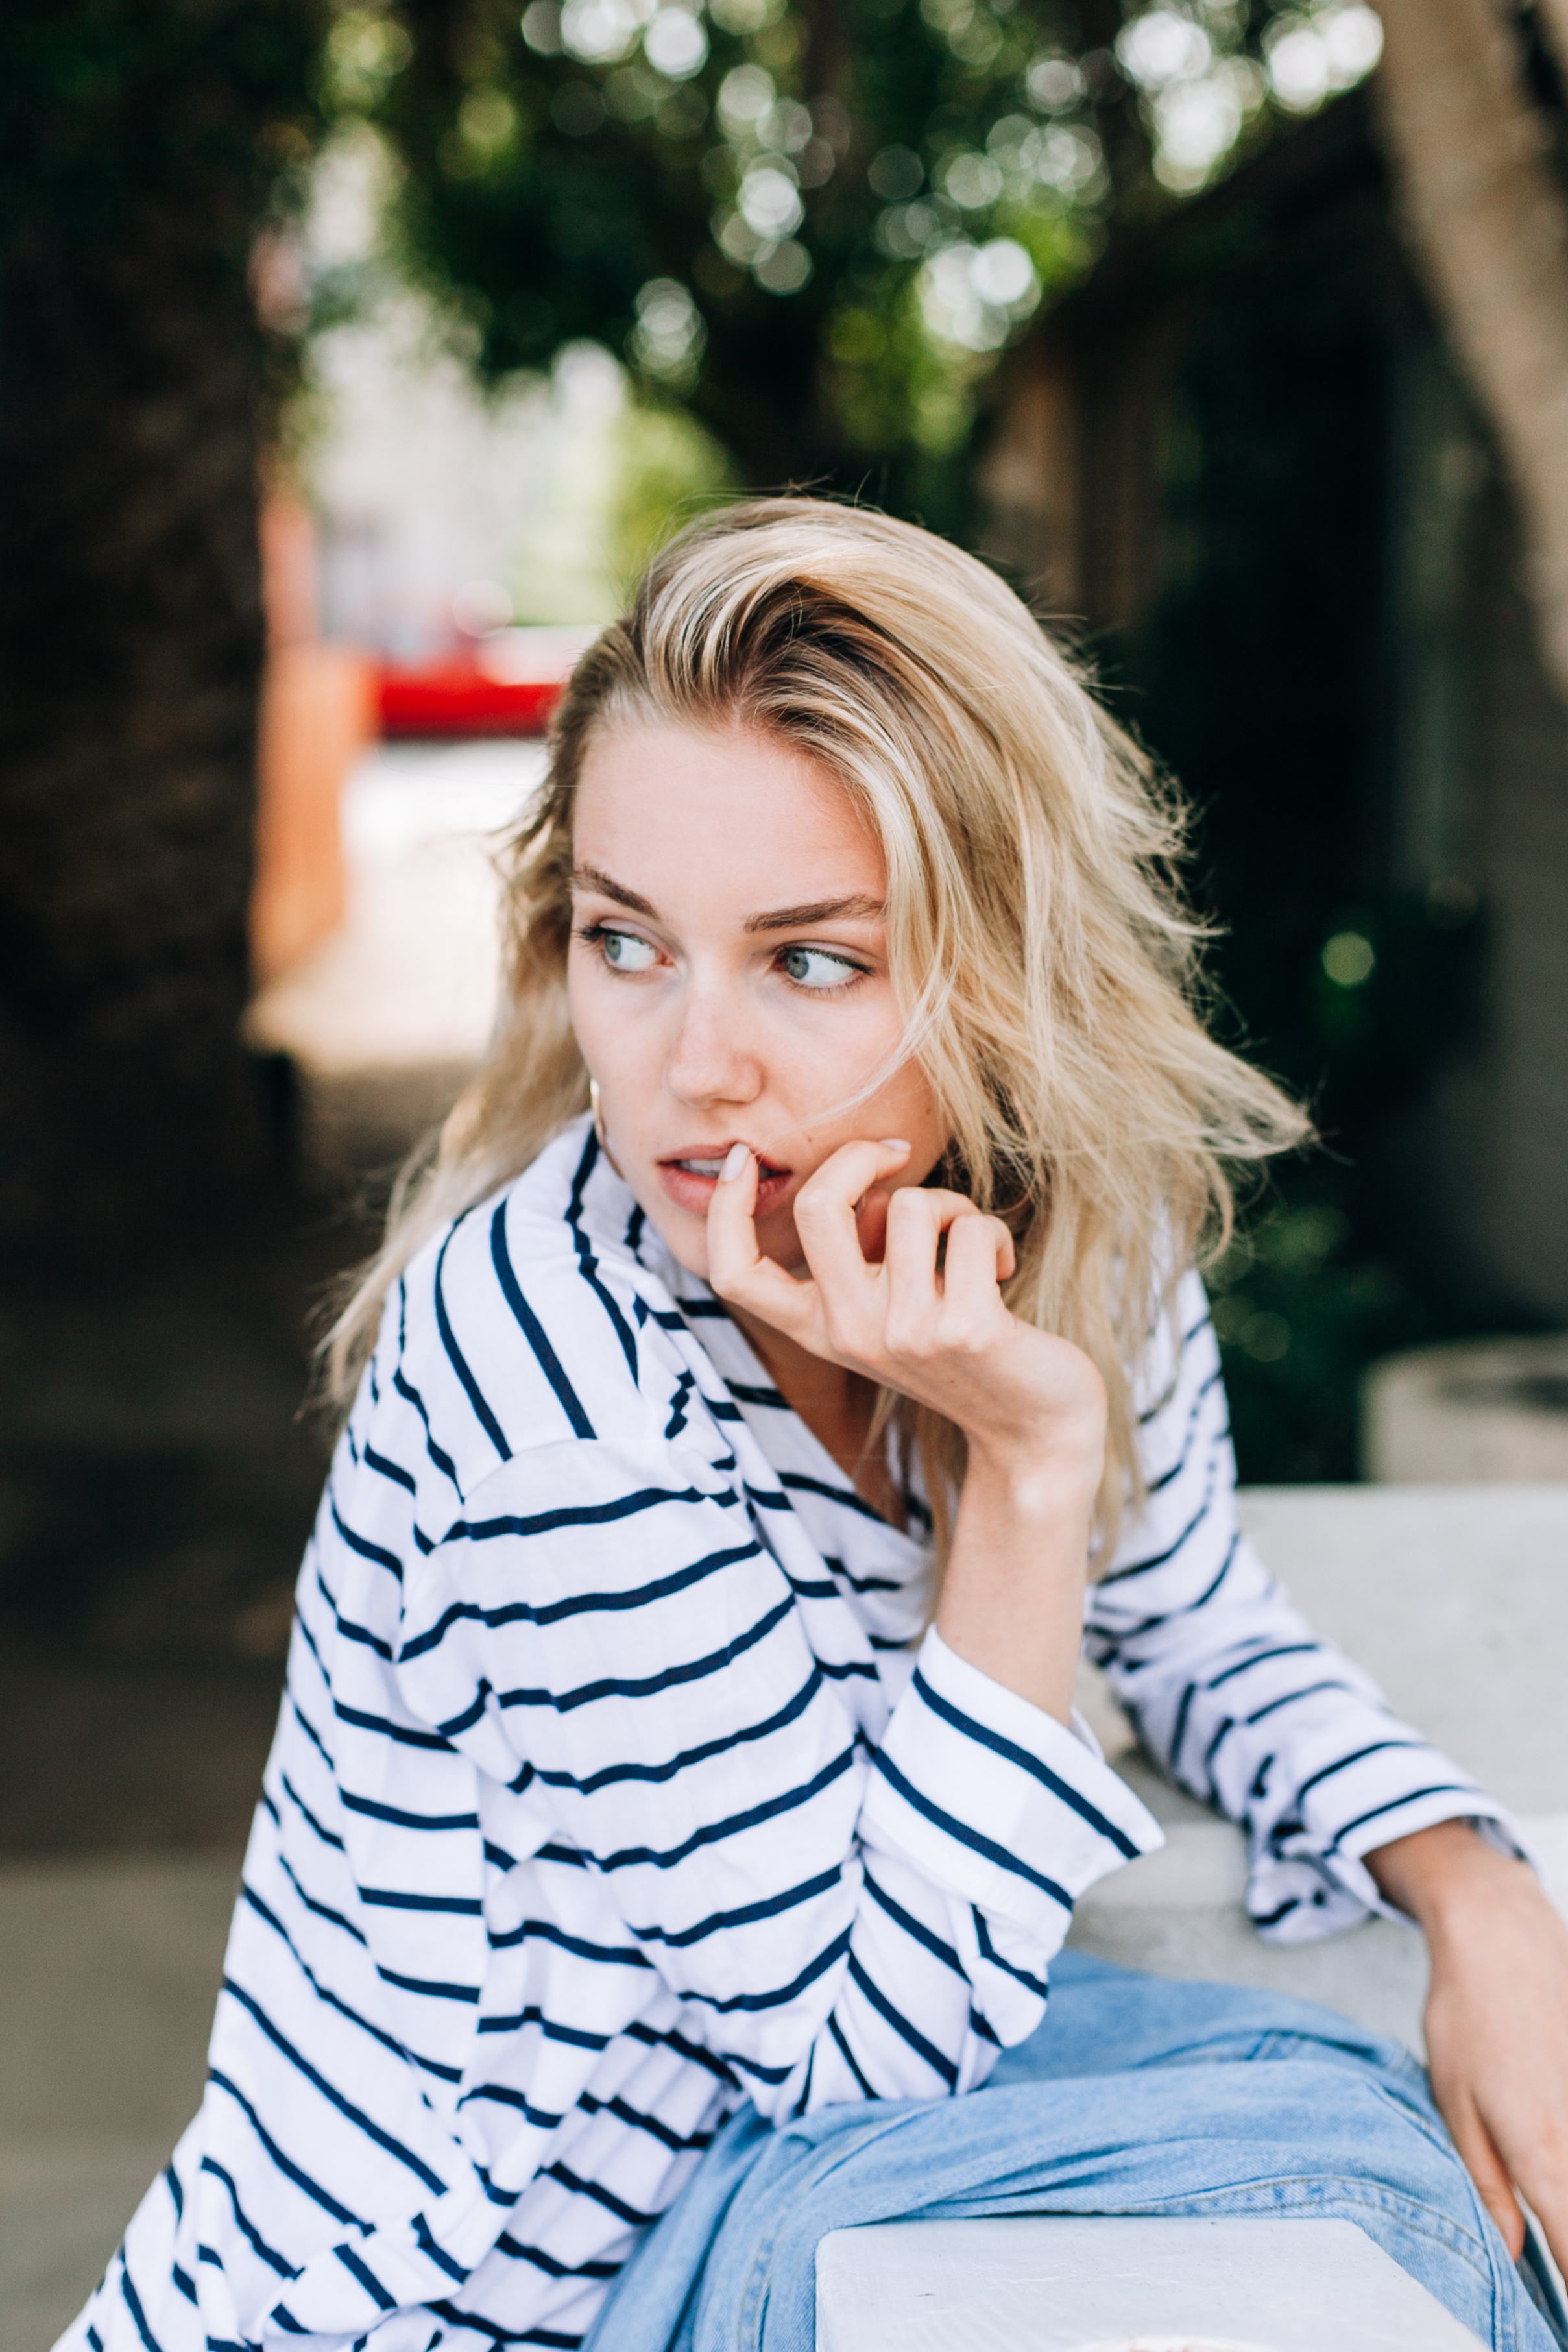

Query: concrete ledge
left=1068, top=1811, right=1568, bottom=2052
left=815, top=2217, right=1485, bottom=2349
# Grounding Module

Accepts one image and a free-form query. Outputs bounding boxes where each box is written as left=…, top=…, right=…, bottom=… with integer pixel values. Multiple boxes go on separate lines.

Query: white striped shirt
left=63, top=1115, right=1515, bottom=2352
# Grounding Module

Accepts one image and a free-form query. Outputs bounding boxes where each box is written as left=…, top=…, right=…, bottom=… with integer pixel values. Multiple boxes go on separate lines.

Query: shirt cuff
left=860, top=1626, right=1164, bottom=1943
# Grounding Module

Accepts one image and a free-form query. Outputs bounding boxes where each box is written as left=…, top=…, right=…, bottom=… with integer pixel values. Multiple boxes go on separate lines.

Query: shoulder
left=365, top=1117, right=699, bottom=1500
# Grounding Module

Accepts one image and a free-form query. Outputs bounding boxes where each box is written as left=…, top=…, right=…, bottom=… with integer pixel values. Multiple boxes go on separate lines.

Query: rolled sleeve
left=861, top=1627, right=1164, bottom=1945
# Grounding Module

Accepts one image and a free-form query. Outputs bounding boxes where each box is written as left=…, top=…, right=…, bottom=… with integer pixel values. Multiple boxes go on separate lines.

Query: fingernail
left=719, top=1142, right=751, bottom=1183
left=879, top=1138, right=911, bottom=1152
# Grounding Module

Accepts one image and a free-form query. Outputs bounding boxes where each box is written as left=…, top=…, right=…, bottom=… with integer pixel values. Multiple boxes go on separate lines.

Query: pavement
left=7, top=1483, right=1565, bottom=2350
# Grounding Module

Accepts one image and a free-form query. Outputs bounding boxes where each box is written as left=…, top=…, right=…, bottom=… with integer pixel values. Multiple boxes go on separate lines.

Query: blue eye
left=780, top=945, right=862, bottom=990
left=598, top=928, right=657, bottom=972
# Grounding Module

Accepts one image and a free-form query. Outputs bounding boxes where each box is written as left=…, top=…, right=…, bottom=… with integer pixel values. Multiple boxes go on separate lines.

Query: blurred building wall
left=980, top=90, right=1568, bottom=1330
left=250, top=496, right=376, bottom=985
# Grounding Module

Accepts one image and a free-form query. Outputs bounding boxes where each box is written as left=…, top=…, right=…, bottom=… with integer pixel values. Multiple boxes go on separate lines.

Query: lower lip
left=657, top=1159, right=793, bottom=1219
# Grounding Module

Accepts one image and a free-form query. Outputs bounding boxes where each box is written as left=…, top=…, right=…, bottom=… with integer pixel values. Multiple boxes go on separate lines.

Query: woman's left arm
left=1367, top=1821, right=1568, bottom=2272
left=1087, top=1273, right=1525, bottom=1941
left=1090, top=1271, right=1568, bottom=2272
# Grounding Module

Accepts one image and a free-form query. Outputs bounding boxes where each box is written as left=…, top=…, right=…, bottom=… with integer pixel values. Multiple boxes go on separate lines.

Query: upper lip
left=659, top=1143, right=791, bottom=1172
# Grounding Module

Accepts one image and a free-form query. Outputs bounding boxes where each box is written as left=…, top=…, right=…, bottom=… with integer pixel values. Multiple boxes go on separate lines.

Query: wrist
left=962, top=1425, right=1104, bottom=1520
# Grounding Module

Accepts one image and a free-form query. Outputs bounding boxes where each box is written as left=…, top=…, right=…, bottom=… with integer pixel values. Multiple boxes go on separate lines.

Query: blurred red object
left=378, top=661, right=565, bottom=738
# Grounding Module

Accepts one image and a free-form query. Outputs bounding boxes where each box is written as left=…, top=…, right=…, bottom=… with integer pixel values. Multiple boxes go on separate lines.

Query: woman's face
left=566, top=719, right=948, bottom=1281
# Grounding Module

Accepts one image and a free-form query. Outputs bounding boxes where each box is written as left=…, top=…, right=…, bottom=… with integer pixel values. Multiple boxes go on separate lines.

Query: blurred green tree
left=0, top=1, right=324, bottom=1267
left=332, top=0, right=1225, bottom=521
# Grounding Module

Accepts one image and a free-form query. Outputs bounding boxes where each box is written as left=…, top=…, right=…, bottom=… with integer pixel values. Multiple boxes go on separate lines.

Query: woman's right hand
left=706, top=1137, right=1105, bottom=1721
left=707, top=1136, right=1104, bottom=1478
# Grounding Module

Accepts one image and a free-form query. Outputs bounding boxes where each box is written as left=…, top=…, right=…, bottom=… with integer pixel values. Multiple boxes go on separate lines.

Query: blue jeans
left=584, top=1955, right=1567, bottom=2352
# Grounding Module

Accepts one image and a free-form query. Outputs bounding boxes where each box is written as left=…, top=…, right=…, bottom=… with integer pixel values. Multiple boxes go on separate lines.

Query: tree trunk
left=0, top=5, right=321, bottom=1271
left=1372, top=0, right=1568, bottom=708
left=0, top=214, right=269, bottom=1264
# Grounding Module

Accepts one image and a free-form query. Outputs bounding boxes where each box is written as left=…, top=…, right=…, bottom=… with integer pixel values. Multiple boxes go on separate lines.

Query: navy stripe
left=118, top=2264, right=167, bottom=2352
left=343, top=1789, right=481, bottom=1832
left=402, top=1533, right=758, bottom=1658
left=364, top=1441, right=417, bottom=1495
left=202, top=2079, right=361, bottom=2225
left=533, top=1666, right=823, bottom=1794
left=392, top=1364, right=461, bottom=1488
left=599, top=1747, right=855, bottom=1873
left=241, top=1881, right=461, bottom=2083
left=336, top=2242, right=396, bottom=2309
left=1293, top=1738, right=1427, bottom=1805
left=221, top=1980, right=449, bottom=2192
left=872, top=1750, right=1074, bottom=1913
left=326, top=1499, right=404, bottom=1588
left=847, top=1951, right=957, bottom=2087
left=778, top=1469, right=893, bottom=1527
left=1245, top=1678, right=1354, bottom=1726
left=434, top=1214, right=513, bottom=1462
left=684, top=1928, right=850, bottom=2016
left=497, top=1590, right=796, bottom=1716
left=827, top=2011, right=875, bottom=2098
left=490, top=1199, right=597, bottom=1438
left=1205, top=1641, right=1321, bottom=1691
left=863, top=1867, right=963, bottom=1976
left=361, top=1885, right=484, bottom=1915
left=488, top=1917, right=651, bottom=1969
left=631, top=1864, right=842, bottom=1950
left=1327, top=1784, right=1480, bottom=1854
left=1100, top=1475, right=1216, bottom=1583
left=566, top=1132, right=640, bottom=1379
left=911, top=1668, right=1142, bottom=1860
left=280, top=1771, right=345, bottom=1850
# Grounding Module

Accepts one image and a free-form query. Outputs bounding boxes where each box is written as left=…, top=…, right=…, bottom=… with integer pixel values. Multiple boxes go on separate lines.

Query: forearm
left=1366, top=1816, right=1537, bottom=1939
left=935, top=1435, right=1100, bottom=1725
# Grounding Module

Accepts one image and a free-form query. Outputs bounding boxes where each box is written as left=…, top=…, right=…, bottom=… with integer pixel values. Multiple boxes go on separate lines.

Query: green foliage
left=607, top=400, right=743, bottom=585
left=317, top=0, right=1176, bottom=496
left=306, top=0, right=1380, bottom=500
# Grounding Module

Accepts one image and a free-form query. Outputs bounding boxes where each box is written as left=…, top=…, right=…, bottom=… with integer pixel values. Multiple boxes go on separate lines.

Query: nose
left=663, top=981, right=762, bottom=1110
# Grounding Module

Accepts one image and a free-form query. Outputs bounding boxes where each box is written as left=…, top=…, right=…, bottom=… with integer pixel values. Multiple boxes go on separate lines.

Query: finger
left=791, top=1139, right=912, bottom=1307
left=880, top=1185, right=951, bottom=1320
left=705, top=1146, right=818, bottom=1339
left=941, top=1204, right=1017, bottom=1292
left=881, top=1191, right=1008, bottom=1340
left=1443, top=2093, right=1526, bottom=2259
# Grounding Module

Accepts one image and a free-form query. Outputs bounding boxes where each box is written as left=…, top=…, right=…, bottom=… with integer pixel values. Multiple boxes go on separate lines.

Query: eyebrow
left=744, top=895, right=885, bottom=933
left=570, top=866, right=884, bottom=934
left=571, top=865, right=658, bottom=918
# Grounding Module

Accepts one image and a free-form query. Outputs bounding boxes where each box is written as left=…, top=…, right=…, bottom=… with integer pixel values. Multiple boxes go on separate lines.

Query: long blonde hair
left=326, top=498, right=1307, bottom=1546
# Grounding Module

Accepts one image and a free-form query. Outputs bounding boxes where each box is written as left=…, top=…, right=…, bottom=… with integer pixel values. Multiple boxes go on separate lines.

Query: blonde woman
left=62, top=501, right=1568, bottom=2352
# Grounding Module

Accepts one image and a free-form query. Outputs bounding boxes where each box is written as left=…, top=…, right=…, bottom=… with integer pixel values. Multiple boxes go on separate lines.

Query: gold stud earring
left=589, top=1076, right=607, bottom=1150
